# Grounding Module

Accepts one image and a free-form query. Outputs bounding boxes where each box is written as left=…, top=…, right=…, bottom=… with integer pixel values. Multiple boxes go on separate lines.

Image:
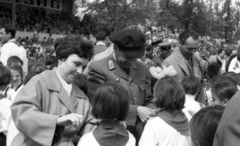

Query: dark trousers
left=127, top=119, right=145, bottom=146
left=0, top=132, right=6, bottom=146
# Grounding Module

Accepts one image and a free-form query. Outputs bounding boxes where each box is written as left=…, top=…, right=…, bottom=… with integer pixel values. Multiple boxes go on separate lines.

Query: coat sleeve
left=144, top=65, right=155, bottom=108
left=87, top=62, right=106, bottom=103
left=11, top=76, right=64, bottom=146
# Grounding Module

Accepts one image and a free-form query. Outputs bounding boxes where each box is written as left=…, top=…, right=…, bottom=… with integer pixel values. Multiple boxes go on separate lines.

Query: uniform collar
left=7, top=39, right=16, bottom=43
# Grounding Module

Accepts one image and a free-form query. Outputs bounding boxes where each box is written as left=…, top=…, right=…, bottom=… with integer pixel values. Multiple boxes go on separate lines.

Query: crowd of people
left=0, top=4, right=81, bottom=35
left=1, top=22, right=240, bottom=146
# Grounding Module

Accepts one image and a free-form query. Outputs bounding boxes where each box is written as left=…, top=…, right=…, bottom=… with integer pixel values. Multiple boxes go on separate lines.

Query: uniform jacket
left=87, top=54, right=154, bottom=126
left=0, top=39, right=28, bottom=75
left=213, top=91, right=240, bottom=146
left=11, top=69, right=93, bottom=146
left=164, top=47, right=207, bottom=81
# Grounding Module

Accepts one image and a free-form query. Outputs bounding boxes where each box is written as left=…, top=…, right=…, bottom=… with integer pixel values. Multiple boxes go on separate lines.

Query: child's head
left=154, top=76, right=185, bottom=110
left=190, top=105, right=224, bottom=146
left=7, top=56, right=23, bottom=67
left=92, top=83, right=129, bottom=121
left=9, top=64, right=23, bottom=86
left=223, top=72, right=240, bottom=86
left=181, top=75, right=201, bottom=97
left=0, top=65, right=12, bottom=90
left=211, top=80, right=238, bottom=106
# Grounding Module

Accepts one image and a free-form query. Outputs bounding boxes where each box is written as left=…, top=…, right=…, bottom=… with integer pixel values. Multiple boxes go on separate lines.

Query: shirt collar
left=96, top=41, right=106, bottom=46
left=7, top=39, right=16, bottom=43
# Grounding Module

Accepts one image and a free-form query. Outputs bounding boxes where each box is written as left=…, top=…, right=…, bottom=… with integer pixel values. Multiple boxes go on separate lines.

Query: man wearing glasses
left=164, top=30, right=221, bottom=104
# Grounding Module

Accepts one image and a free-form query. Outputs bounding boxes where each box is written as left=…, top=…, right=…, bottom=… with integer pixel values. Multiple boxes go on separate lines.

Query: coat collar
left=40, top=69, right=87, bottom=112
left=107, top=54, right=137, bottom=81
left=173, top=47, right=198, bottom=76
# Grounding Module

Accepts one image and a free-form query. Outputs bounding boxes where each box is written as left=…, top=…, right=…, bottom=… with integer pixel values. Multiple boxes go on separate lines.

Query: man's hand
left=209, top=55, right=221, bottom=65
left=57, top=113, right=83, bottom=127
left=137, top=106, right=157, bottom=123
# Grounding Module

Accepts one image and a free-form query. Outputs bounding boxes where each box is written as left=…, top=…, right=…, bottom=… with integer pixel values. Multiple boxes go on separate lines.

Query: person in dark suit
left=163, top=31, right=221, bottom=104
left=87, top=29, right=156, bottom=142
left=93, top=31, right=108, bottom=56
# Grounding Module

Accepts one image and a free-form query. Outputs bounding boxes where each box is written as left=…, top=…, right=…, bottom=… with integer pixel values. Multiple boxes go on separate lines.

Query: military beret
left=112, top=29, right=146, bottom=58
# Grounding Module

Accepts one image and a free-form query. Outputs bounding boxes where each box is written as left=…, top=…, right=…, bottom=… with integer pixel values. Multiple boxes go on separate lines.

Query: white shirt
left=182, top=94, right=202, bottom=121
left=0, top=98, right=12, bottom=134
left=0, top=39, right=28, bottom=74
left=78, top=131, right=136, bottom=146
left=55, top=69, right=72, bottom=97
left=139, top=117, right=191, bottom=146
left=228, top=57, right=240, bottom=73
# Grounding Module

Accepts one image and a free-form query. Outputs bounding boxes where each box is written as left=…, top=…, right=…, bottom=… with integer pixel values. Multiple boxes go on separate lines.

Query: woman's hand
left=57, top=113, right=83, bottom=127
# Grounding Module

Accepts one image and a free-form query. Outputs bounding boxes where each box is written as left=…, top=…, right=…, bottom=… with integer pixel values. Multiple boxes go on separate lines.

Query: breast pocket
left=130, top=83, right=146, bottom=105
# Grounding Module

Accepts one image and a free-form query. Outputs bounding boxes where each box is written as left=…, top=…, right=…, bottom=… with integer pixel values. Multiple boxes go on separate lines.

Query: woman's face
left=211, top=92, right=226, bottom=106
left=58, top=54, right=89, bottom=83
left=11, top=69, right=22, bottom=87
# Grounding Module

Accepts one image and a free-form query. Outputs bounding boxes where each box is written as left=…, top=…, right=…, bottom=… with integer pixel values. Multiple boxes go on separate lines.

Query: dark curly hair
left=56, top=35, right=93, bottom=61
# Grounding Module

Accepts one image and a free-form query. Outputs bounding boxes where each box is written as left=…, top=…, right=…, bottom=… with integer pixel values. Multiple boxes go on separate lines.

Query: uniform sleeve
left=144, top=65, right=155, bottom=108
left=87, top=62, right=106, bottom=103
left=11, top=76, right=64, bottom=146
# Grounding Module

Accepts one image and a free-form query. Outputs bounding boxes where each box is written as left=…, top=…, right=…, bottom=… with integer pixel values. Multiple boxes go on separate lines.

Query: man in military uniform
left=152, top=41, right=172, bottom=67
left=87, top=29, right=156, bottom=142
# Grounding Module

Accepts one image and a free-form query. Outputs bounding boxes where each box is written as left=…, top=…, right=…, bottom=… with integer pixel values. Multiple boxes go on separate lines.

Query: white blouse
left=78, top=131, right=136, bottom=146
left=139, top=117, right=191, bottom=146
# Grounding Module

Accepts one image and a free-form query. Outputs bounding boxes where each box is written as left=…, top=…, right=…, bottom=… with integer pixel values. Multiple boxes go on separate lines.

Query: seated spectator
left=78, top=83, right=135, bottom=146
left=139, top=76, right=190, bottom=146
left=45, top=55, right=57, bottom=70
left=190, top=105, right=224, bottom=146
left=181, top=75, right=203, bottom=121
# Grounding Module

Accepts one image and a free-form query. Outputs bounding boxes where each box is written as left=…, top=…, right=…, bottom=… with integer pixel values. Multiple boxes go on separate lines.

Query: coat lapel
left=44, top=69, right=74, bottom=113
left=174, top=47, right=190, bottom=75
left=129, top=63, right=137, bottom=82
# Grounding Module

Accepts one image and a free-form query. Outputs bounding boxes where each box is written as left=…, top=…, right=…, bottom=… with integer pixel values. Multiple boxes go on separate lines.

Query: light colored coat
left=164, top=47, right=207, bottom=81
left=11, top=69, right=93, bottom=146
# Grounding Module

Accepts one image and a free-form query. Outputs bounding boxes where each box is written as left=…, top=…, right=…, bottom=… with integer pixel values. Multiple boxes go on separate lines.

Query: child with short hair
left=139, top=76, right=190, bottom=146
left=190, top=105, right=224, bottom=146
left=78, top=83, right=135, bottom=146
left=181, top=75, right=203, bottom=121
